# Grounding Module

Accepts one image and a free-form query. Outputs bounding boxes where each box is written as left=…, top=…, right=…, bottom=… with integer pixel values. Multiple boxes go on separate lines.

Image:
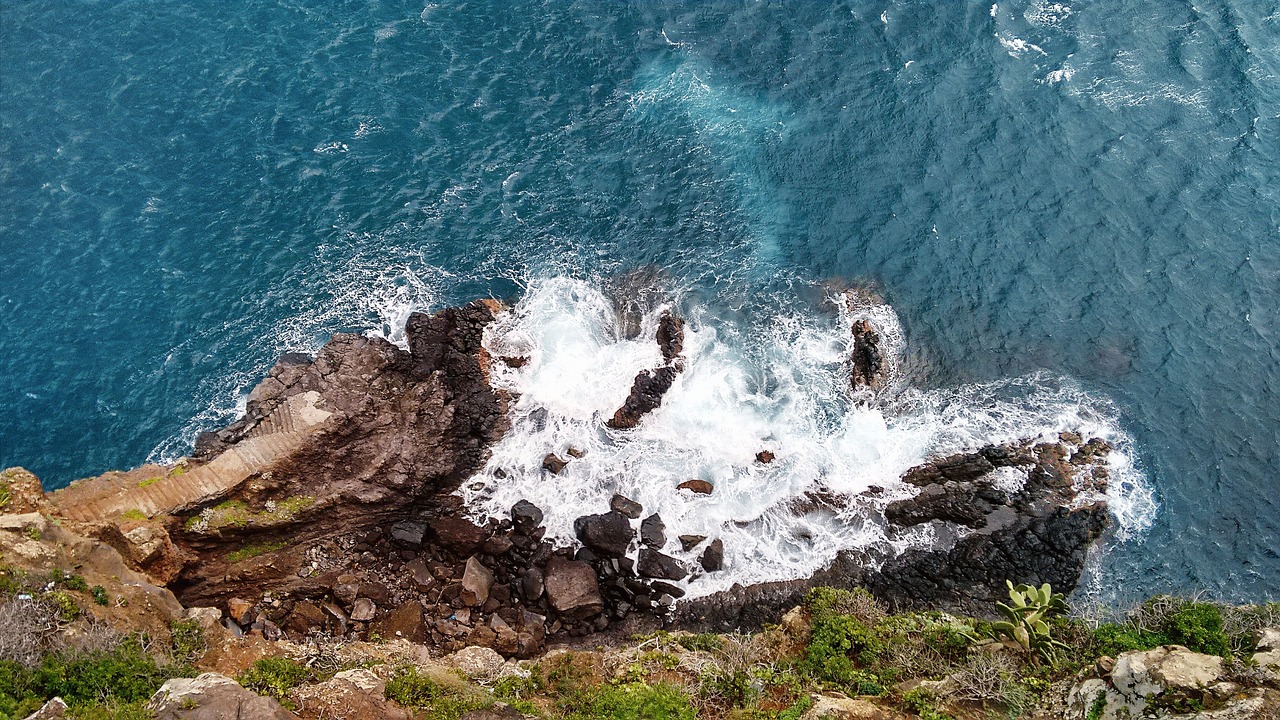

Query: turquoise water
left=1, top=1, right=1277, bottom=602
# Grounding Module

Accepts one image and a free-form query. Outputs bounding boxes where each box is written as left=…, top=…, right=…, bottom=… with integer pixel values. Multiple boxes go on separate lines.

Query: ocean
left=1, top=0, right=1277, bottom=604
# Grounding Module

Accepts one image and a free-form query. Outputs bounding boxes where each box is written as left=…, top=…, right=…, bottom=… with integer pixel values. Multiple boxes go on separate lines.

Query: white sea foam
left=458, top=278, right=1157, bottom=598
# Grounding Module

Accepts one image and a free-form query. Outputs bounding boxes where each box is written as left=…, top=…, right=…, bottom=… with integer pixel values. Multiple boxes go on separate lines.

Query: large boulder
left=606, top=366, right=679, bottom=430
left=370, top=601, right=427, bottom=643
left=460, top=556, right=495, bottom=607
left=574, top=511, right=634, bottom=557
left=638, top=549, right=688, bottom=581
left=543, top=556, right=603, bottom=617
left=292, top=669, right=409, bottom=720
left=148, top=673, right=298, bottom=719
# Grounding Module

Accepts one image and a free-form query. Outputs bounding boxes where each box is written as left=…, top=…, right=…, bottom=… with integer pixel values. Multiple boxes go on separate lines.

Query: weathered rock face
left=170, top=300, right=510, bottom=605
left=1064, top=645, right=1279, bottom=719
left=292, top=668, right=408, bottom=720
left=676, top=436, right=1112, bottom=630
left=148, top=673, right=299, bottom=720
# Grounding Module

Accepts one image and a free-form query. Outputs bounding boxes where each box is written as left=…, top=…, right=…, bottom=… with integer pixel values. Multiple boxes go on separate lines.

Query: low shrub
left=561, top=681, right=697, bottom=720
left=1163, top=603, right=1230, bottom=657
left=238, top=656, right=310, bottom=706
left=169, top=620, right=206, bottom=664
left=384, top=666, right=493, bottom=720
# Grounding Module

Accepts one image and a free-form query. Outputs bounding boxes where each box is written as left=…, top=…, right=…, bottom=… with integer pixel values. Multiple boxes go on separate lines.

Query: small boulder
left=574, top=511, right=634, bottom=557
left=638, top=549, right=688, bottom=581
left=610, top=494, right=643, bottom=519
left=445, top=646, right=507, bottom=680
left=461, top=556, right=495, bottom=607
left=390, top=519, right=427, bottom=546
left=756, top=450, right=776, bottom=464
left=429, top=516, right=489, bottom=552
left=148, top=673, right=298, bottom=719
left=677, top=479, right=713, bottom=495
left=511, top=500, right=544, bottom=535
left=226, top=598, right=255, bottom=627
left=350, top=598, right=376, bottom=622
left=542, top=454, right=568, bottom=474
left=404, top=559, right=436, bottom=592
left=543, top=556, right=603, bottom=617
left=21, top=697, right=67, bottom=720
left=370, top=602, right=426, bottom=643
left=700, top=539, right=724, bottom=572
left=333, top=574, right=360, bottom=606
left=520, top=567, right=545, bottom=601
left=678, top=535, right=707, bottom=551
left=640, top=514, right=666, bottom=548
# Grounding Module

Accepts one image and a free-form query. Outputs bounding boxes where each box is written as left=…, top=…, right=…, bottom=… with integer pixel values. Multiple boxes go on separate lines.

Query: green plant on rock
left=169, top=620, right=206, bottom=664
left=0, top=482, right=10, bottom=510
left=90, top=586, right=108, bottom=607
left=992, top=581, right=1069, bottom=663
left=561, top=681, right=697, bottom=720
left=1163, top=602, right=1230, bottom=657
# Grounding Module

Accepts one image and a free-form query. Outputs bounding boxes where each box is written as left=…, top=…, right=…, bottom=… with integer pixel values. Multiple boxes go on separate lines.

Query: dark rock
left=482, top=534, right=514, bottom=555
left=850, top=318, right=884, bottom=391
left=371, top=602, right=427, bottom=643
left=640, top=514, right=666, bottom=548
left=430, top=516, right=489, bottom=552
left=520, top=568, right=545, bottom=601
left=700, top=539, right=724, bottom=572
left=542, top=454, right=568, bottom=474
left=679, top=534, right=707, bottom=551
left=574, top=511, right=634, bottom=557
left=500, top=356, right=529, bottom=368
left=333, top=574, right=359, bottom=606
left=656, top=312, right=685, bottom=364
left=390, top=520, right=427, bottom=546
left=566, top=447, right=587, bottom=459
left=649, top=580, right=686, bottom=599
left=756, top=450, right=775, bottom=464
left=637, top=548, right=688, bottom=581
left=610, top=494, right=643, bottom=519
left=543, top=556, right=603, bottom=618
left=511, top=500, right=543, bottom=535
left=606, top=366, right=679, bottom=430
left=677, top=479, right=713, bottom=494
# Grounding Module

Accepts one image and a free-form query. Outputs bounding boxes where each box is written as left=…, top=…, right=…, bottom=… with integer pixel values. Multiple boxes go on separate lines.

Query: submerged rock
left=609, top=494, right=643, bottom=519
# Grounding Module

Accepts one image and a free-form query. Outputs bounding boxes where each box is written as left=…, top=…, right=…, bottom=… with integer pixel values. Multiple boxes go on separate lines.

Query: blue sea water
left=1, top=1, right=1278, bottom=603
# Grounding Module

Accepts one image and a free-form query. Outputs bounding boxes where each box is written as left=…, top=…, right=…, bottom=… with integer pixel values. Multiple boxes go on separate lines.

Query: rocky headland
left=2, top=293, right=1274, bottom=719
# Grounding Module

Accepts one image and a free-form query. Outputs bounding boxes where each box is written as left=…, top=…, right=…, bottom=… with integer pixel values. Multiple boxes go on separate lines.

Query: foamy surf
left=457, top=277, right=1157, bottom=599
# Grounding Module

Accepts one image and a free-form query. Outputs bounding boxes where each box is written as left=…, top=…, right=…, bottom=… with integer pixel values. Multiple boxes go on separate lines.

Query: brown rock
left=350, top=598, right=376, bottom=622
left=284, top=601, right=325, bottom=636
left=370, top=602, right=426, bottom=643
left=700, top=539, right=724, bottom=572
left=404, top=559, right=436, bottom=592
left=292, top=669, right=408, bottom=720
left=638, top=549, right=688, bottom=581
left=756, top=450, right=776, bottom=464
left=656, top=312, right=685, bottom=364
left=573, top=511, right=634, bottom=557
left=333, top=574, right=359, bottom=606
left=607, top=366, right=679, bottom=430
left=677, top=479, right=714, bottom=494
left=679, top=534, right=707, bottom=551
left=430, top=516, right=489, bottom=553
left=543, top=556, right=603, bottom=617
left=227, top=598, right=254, bottom=626
left=460, top=556, right=495, bottom=606
left=609, top=494, right=643, bottom=519
left=542, top=454, right=568, bottom=474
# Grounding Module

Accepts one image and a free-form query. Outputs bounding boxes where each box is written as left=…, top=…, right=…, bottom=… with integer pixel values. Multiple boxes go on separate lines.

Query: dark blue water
left=2, top=1, right=1277, bottom=603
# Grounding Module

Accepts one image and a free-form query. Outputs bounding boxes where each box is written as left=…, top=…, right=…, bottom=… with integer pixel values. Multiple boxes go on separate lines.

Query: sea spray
left=458, top=277, right=1157, bottom=598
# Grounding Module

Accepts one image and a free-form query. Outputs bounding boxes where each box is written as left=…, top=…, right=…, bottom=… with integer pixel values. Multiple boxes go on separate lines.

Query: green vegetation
left=136, top=477, right=161, bottom=488
left=226, top=541, right=288, bottom=564
left=118, top=509, right=148, bottom=522
left=0, top=481, right=10, bottom=510
left=169, top=620, right=206, bottom=665
left=384, top=666, right=494, bottom=720
left=237, top=656, right=311, bottom=708
left=0, top=636, right=194, bottom=720
left=992, top=581, right=1070, bottom=663
left=42, top=591, right=80, bottom=623
left=559, top=682, right=697, bottom=720
left=91, top=586, right=109, bottom=606
left=184, top=496, right=316, bottom=534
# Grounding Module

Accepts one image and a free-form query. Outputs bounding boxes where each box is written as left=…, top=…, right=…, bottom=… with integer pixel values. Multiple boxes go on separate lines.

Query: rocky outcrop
left=148, top=673, right=299, bottom=719
left=291, top=669, right=409, bottom=720
left=675, top=435, right=1112, bottom=630
left=167, top=300, right=510, bottom=605
left=849, top=319, right=884, bottom=391
left=607, top=311, right=685, bottom=429
left=1065, top=645, right=1279, bottom=719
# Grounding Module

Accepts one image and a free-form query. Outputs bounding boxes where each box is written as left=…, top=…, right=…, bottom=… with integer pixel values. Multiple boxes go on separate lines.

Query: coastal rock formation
left=607, top=311, right=686, bottom=429
left=675, top=435, right=1112, bottom=630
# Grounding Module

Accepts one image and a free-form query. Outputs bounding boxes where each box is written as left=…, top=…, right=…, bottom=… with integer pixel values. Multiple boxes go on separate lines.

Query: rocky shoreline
left=28, top=294, right=1117, bottom=662
left=1, top=293, right=1276, bottom=718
